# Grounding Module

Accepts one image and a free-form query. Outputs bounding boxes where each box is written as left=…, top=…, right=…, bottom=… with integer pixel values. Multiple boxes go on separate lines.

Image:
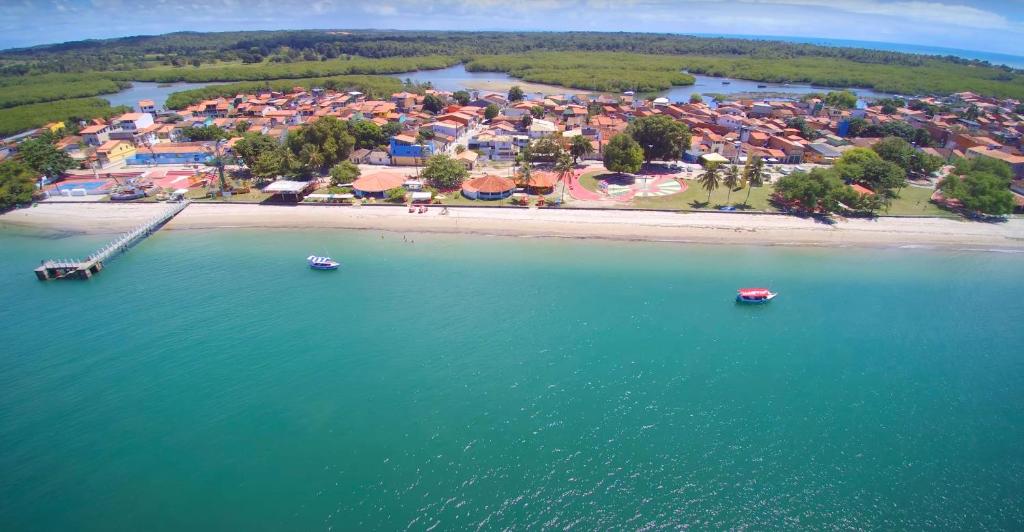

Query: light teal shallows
left=1, top=228, right=1023, bottom=530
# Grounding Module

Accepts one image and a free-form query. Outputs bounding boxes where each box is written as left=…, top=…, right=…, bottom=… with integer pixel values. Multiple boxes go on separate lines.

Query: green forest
left=466, top=53, right=696, bottom=93
left=1, top=30, right=1022, bottom=136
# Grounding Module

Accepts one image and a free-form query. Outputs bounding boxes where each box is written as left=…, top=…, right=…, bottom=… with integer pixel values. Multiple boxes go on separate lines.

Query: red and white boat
left=736, top=288, right=777, bottom=304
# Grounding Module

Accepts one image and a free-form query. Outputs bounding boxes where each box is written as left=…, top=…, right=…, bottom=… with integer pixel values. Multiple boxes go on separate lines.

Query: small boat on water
left=722, top=81, right=731, bottom=85
left=307, top=255, right=340, bottom=270
left=757, top=84, right=768, bottom=88
left=736, top=288, right=777, bottom=303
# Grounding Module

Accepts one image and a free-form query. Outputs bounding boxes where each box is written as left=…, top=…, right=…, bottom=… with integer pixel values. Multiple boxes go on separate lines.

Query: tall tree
left=282, top=116, right=354, bottom=177
left=422, top=94, right=444, bottom=114
left=569, top=134, right=593, bottom=164
left=940, top=167, right=1015, bottom=216
left=484, top=104, right=499, bottom=121
left=722, top=165, right=740, bottom=204
left=508, top=86, right=525, bottom=102
left=349, top=120, right=385, bottom=149
left=329, top=161, right=360, bottom=186
left=742, top=155, right=765, bottom=206
left=452, top=90, right=471, bottom=106
left=17, top=136, right=75, bottom=179
left=421, top=154, right=468, bottom=189
left=529, top=137, right=563, bottom=162
left=626, top=115, right=691, bottom=163
left=0, top=160, right=39, bottom=210
left=698, top=162, right=721, bottom=203
left=603, top=134, right=643, bottom=175
left=234, top=132, right=279, bottom=169
left=554, top=152, right=574, bottom=203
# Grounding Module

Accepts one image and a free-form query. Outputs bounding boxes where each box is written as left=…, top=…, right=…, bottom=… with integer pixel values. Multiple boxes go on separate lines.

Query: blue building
left=389, top=134, right=433, bottom=166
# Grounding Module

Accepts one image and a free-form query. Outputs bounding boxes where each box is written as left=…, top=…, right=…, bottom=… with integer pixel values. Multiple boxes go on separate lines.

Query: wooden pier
left=35, top=200, right=190, bottom=281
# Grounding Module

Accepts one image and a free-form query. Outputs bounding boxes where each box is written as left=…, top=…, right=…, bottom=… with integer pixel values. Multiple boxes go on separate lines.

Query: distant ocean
left=693, top=33, right=1024, bottom=69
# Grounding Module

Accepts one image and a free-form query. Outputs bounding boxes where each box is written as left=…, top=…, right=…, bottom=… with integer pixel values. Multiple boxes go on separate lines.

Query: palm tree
left=698, top=162, right=721, bottom=204
left=722, top=165, right=740, bottom=205
left=554, top=152, right=574, bottom=203
left=742, top=155, right=765, bottom=207
left=516, top=159, right=532, bottom=188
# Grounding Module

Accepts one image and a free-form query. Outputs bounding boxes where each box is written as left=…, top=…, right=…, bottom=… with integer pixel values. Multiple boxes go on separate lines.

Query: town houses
left=5, top=79, right=1024, bottom=209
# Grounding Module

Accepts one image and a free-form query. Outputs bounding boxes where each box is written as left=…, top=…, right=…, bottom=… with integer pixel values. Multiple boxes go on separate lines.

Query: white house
left=430, top=120, right=464, bottom=139
left=528, top=119, right=557, bottom=139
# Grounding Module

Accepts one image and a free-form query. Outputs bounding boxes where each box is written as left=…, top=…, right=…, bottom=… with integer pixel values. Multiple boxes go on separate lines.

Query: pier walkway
left=34, top=200, right=190, bottom=280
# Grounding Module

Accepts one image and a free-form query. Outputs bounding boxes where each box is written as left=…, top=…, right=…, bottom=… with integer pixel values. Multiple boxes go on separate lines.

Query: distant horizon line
left=5, top=28, right=1022, bottom=68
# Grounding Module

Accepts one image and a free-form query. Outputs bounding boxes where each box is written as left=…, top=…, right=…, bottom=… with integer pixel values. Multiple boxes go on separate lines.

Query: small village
left=4, top=80, right=1024, bottom=216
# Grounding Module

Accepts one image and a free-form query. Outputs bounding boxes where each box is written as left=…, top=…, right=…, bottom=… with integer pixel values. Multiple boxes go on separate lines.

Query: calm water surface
left=1, top=228, right=1022, bottom=530
left=398, top=64, right=893, bottom=101
left=103, top=81, right=214, bottom=111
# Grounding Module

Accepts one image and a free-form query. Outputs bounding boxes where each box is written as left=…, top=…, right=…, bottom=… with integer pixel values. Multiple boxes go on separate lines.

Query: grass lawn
left=634, top=180, right=776, bottom=211
left=881, top=185, right=958, bottom=218
left=579, top=171, right=776, bottom=211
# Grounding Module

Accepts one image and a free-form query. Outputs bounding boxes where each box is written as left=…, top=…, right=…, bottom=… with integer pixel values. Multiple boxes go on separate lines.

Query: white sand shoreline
left=2, top=202, right=1023, bottom=251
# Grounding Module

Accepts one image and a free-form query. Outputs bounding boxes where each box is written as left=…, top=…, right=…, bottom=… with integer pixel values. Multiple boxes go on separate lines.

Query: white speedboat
left=307, top=255, right=340, bottom=270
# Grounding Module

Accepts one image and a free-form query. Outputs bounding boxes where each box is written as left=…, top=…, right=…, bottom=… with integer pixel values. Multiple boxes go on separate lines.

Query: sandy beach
left=3, top=202, right=1023, bottom=251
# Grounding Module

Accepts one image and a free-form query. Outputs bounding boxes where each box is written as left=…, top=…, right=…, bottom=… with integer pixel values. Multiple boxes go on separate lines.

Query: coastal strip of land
left=3, top=203, right=1023, bottom=251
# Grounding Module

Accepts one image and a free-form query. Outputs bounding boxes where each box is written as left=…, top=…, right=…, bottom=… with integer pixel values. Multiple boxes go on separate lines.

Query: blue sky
left=2, top=0, right=1023, bottom=56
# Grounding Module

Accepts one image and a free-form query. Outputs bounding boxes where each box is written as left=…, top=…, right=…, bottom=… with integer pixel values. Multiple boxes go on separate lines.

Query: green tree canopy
left=250, top=149, right=284, bottom=181
left=689, top=93, right=703, bottom=104
left=824, top=90, right=858, bottom=109
left=529, top=137, right=563, bottom=162
left=953, top=156, right=1013, bottom=181
left=179, top=125, right=229, bottom=141
left=0, top=159, right=39, bottom=210
left=349, top=119, right=385, bottom=149
left=940, top=171, right=1015, bottom=216
left=626, top=115, right=691, bottom=163
left=603, top=133, right=644, bottom=174
left=17, top=136, right=75, bottom=178
left=569, top=134, right=594, bottom=163
left=775, top=168, right=863, bottom=213
left=282, top=116, right=354, bottom=177
left=508, top=85, right=525, bottom=102
left=484, top=104, right=499, bottom=121
left=329, top=160, right=361, bottom=185
left=452, top=90, right=471, bottom=106
left=872, top=136, right=942, bottom=176
left=234, top=132, right=279, bottom=169
left=422, top=94, right=444, bottom=114
left=421, top=153, right=468, bottom=190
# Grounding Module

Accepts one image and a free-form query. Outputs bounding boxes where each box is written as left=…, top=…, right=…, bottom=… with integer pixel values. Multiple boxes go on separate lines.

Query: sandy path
left=4, top=202, right=1022, bottom=251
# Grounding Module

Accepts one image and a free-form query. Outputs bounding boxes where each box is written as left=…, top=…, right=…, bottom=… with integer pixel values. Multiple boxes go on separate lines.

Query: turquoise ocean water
left=1, top=227, right=1023, bottom=530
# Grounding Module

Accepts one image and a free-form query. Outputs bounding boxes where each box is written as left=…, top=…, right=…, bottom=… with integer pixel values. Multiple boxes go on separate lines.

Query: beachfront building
left=462, top=175, right=515, bottom=200
left=525, top=171, right=558, bottom=195
left=262, top=179, right=315, bottom=202
left=389, top=134, right=433, bottom=166
left=95, top=140, right=137, bottom=167
left=352, top=172, right=406, bottom=198
left=138, top=99, right=157, bottom=114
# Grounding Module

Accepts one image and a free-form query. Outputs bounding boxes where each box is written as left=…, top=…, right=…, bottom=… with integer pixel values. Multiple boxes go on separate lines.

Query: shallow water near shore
left=1, top=228, right=1023, bottom=530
